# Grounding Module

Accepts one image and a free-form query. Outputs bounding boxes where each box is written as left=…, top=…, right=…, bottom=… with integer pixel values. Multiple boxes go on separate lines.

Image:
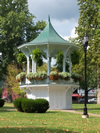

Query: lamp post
left=82, top=34, right=89, bottom=118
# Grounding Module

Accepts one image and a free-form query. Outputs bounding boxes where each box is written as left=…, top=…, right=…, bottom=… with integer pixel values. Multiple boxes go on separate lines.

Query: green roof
left=29, top=16, right=69, bottom=45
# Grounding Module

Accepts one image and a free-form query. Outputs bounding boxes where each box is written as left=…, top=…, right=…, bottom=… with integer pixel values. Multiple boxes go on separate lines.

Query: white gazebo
left=18, top=16, right=79, bottom=109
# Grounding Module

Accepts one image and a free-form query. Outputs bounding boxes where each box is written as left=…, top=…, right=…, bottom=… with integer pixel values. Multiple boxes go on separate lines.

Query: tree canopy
left=75, top=0, right=100, bottom=89
left=0, top=0, right=46, bottom=78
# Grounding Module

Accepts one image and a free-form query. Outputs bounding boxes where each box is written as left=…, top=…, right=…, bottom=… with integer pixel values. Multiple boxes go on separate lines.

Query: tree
left=0, top=0, right=46, bottom=78
left=56, top=51, right=64, bottom=72
left=75, top=0, right=100, bottom=90
left=5, top=63, right=25, bottom=101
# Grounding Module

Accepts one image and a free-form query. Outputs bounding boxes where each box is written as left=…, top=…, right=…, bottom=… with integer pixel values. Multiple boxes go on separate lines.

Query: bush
left=21, top=99, right=35, bottom=113
left=13, top=98, right=23, bottom=112
left=13, top=98, right=49, bottom=113
left=0, top=99, right=5, bottom=107
left=34, top=99, right=49, bottom=113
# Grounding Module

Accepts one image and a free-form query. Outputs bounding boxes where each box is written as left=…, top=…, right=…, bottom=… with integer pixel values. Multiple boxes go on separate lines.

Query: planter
left=20, top=80, right=25, bottom=85
left=36, top=78, right=49, bottom=84
left=62, top=79, right=70, bottom=84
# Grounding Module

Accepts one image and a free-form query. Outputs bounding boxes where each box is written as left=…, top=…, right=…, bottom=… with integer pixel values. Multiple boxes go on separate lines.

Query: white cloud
left=28, top=0, right=79, bottom=37
left=28, top=0, right=79, bottom=21
left=70, top=28, right=78, bottom=38
left=62, top=28, right=78, bottom=41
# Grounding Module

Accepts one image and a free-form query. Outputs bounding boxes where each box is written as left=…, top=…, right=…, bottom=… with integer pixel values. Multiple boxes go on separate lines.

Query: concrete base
left=82, top=114, right=89, bottom=118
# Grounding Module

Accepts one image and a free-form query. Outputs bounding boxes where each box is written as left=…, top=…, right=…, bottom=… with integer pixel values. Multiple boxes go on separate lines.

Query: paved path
left=50, top=109, right=100, bottom=117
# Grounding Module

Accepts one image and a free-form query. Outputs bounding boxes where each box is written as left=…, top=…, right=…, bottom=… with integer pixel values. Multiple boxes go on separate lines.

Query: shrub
left=14, top=98, right=49, bottom=113
left=13, top=98, right=23, bottom=112
left=21, top=99, right=35, bottom=113
left=0, top=99, right=5, bottom=107
left=34, top=99, right=49, bottom=113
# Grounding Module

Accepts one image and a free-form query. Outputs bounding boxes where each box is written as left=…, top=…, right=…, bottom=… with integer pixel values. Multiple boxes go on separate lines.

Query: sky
left=28, top=0, right=80, bottom=40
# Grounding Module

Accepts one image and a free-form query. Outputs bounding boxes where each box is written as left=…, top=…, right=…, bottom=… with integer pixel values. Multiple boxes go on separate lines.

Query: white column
left=32, top=60, right=36, bottom=73
left=63, top=53, right=66, bottom=72
left=47, top=57, right=51, bottom=75
left=69, top=55, right=72, bottom=74
left=47, top=45, right=51, bottom=76
left=26, top=56, right=30, bottom=74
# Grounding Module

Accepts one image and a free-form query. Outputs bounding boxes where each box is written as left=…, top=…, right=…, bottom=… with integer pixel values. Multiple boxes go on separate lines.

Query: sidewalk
left=50, top=109, right=100, bottom=117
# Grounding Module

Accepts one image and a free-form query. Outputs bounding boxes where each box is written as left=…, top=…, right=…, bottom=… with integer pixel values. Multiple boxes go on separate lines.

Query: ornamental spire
left=48, top=15, right=50, bottom=22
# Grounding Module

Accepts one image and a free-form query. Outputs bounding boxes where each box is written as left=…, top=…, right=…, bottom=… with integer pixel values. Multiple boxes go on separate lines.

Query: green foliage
left=0, top=99, right=5, bottom=107
left=6, top=63, right=25, bottom=96
left=26, top=72, right=34, bottom=81
left=71, top=73, right=82, bottom=83
left=37, top=63, right=47, bottom=72
left=14, top=98, right=49, bottom=113
left=34, top=99, right=49, bottom=113
left=17, top=53, right=26, bottom=65
left=21, top=99, right=35, bottom=113
left=58, top=72, right=71, bottom=80
left=49, top=71, right=59, bottom=80
left=16, top=72, right=26, bottom=82
left=56, top=51, right=64, bottom=64
left=30, top=48, right=43, bottom=67
left=56, top=51, right=64, bottom=72
left=13, top=98, right=23, bottom=112
left=0, top=88, right=2, bottom=98
left=74, top=0, right=100, bottom=89
left=26, top=71, right=47, bottom=80
left=0, top=0, right=46, bottom=78
left=71, top=50, right=80, bottom=65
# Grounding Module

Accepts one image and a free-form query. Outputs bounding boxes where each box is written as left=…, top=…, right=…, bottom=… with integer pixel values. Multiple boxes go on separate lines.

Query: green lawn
left=73, top=103, right=100, bottom=114
left=0, top=103, right=100, bottom=133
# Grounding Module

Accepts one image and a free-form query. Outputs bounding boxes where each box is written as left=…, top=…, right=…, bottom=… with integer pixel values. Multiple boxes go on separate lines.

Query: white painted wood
left=20, top=84, right=79, bottom=110
left=32, top=60, right=36, bottom=73
left=26, top=56, right=30, bottom=74
left=69, top=55, right=72, bottom=74
left=47, top=45, right=51, bottom=75
left=26, top=86, right=49, bottom=101
left=63, top=54, right=66, bottom=72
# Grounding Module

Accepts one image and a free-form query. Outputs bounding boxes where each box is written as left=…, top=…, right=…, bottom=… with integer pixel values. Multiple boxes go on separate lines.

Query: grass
left=0, top=103, right=100, bottom=133
left=72, top=103, right=100, bottom=114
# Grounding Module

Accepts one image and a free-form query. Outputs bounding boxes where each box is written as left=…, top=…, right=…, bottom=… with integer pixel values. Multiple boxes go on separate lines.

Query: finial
left=48, top=15, right=50, bottom=22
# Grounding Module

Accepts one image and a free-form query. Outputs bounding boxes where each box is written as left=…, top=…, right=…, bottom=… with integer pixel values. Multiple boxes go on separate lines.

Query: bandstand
left=18, top=16, right=79, bottom=109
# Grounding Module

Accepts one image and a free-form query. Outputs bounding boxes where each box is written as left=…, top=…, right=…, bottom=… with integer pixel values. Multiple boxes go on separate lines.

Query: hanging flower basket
left=16, top=72, right=26, bottom=81
left=16, top=72, right=26, bottom=85
left=71, top=73, right=82, bottom=83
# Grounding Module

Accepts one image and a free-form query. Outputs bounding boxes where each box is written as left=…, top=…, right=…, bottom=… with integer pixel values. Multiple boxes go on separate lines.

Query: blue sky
left=28, top=0, right=80, bottom=40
